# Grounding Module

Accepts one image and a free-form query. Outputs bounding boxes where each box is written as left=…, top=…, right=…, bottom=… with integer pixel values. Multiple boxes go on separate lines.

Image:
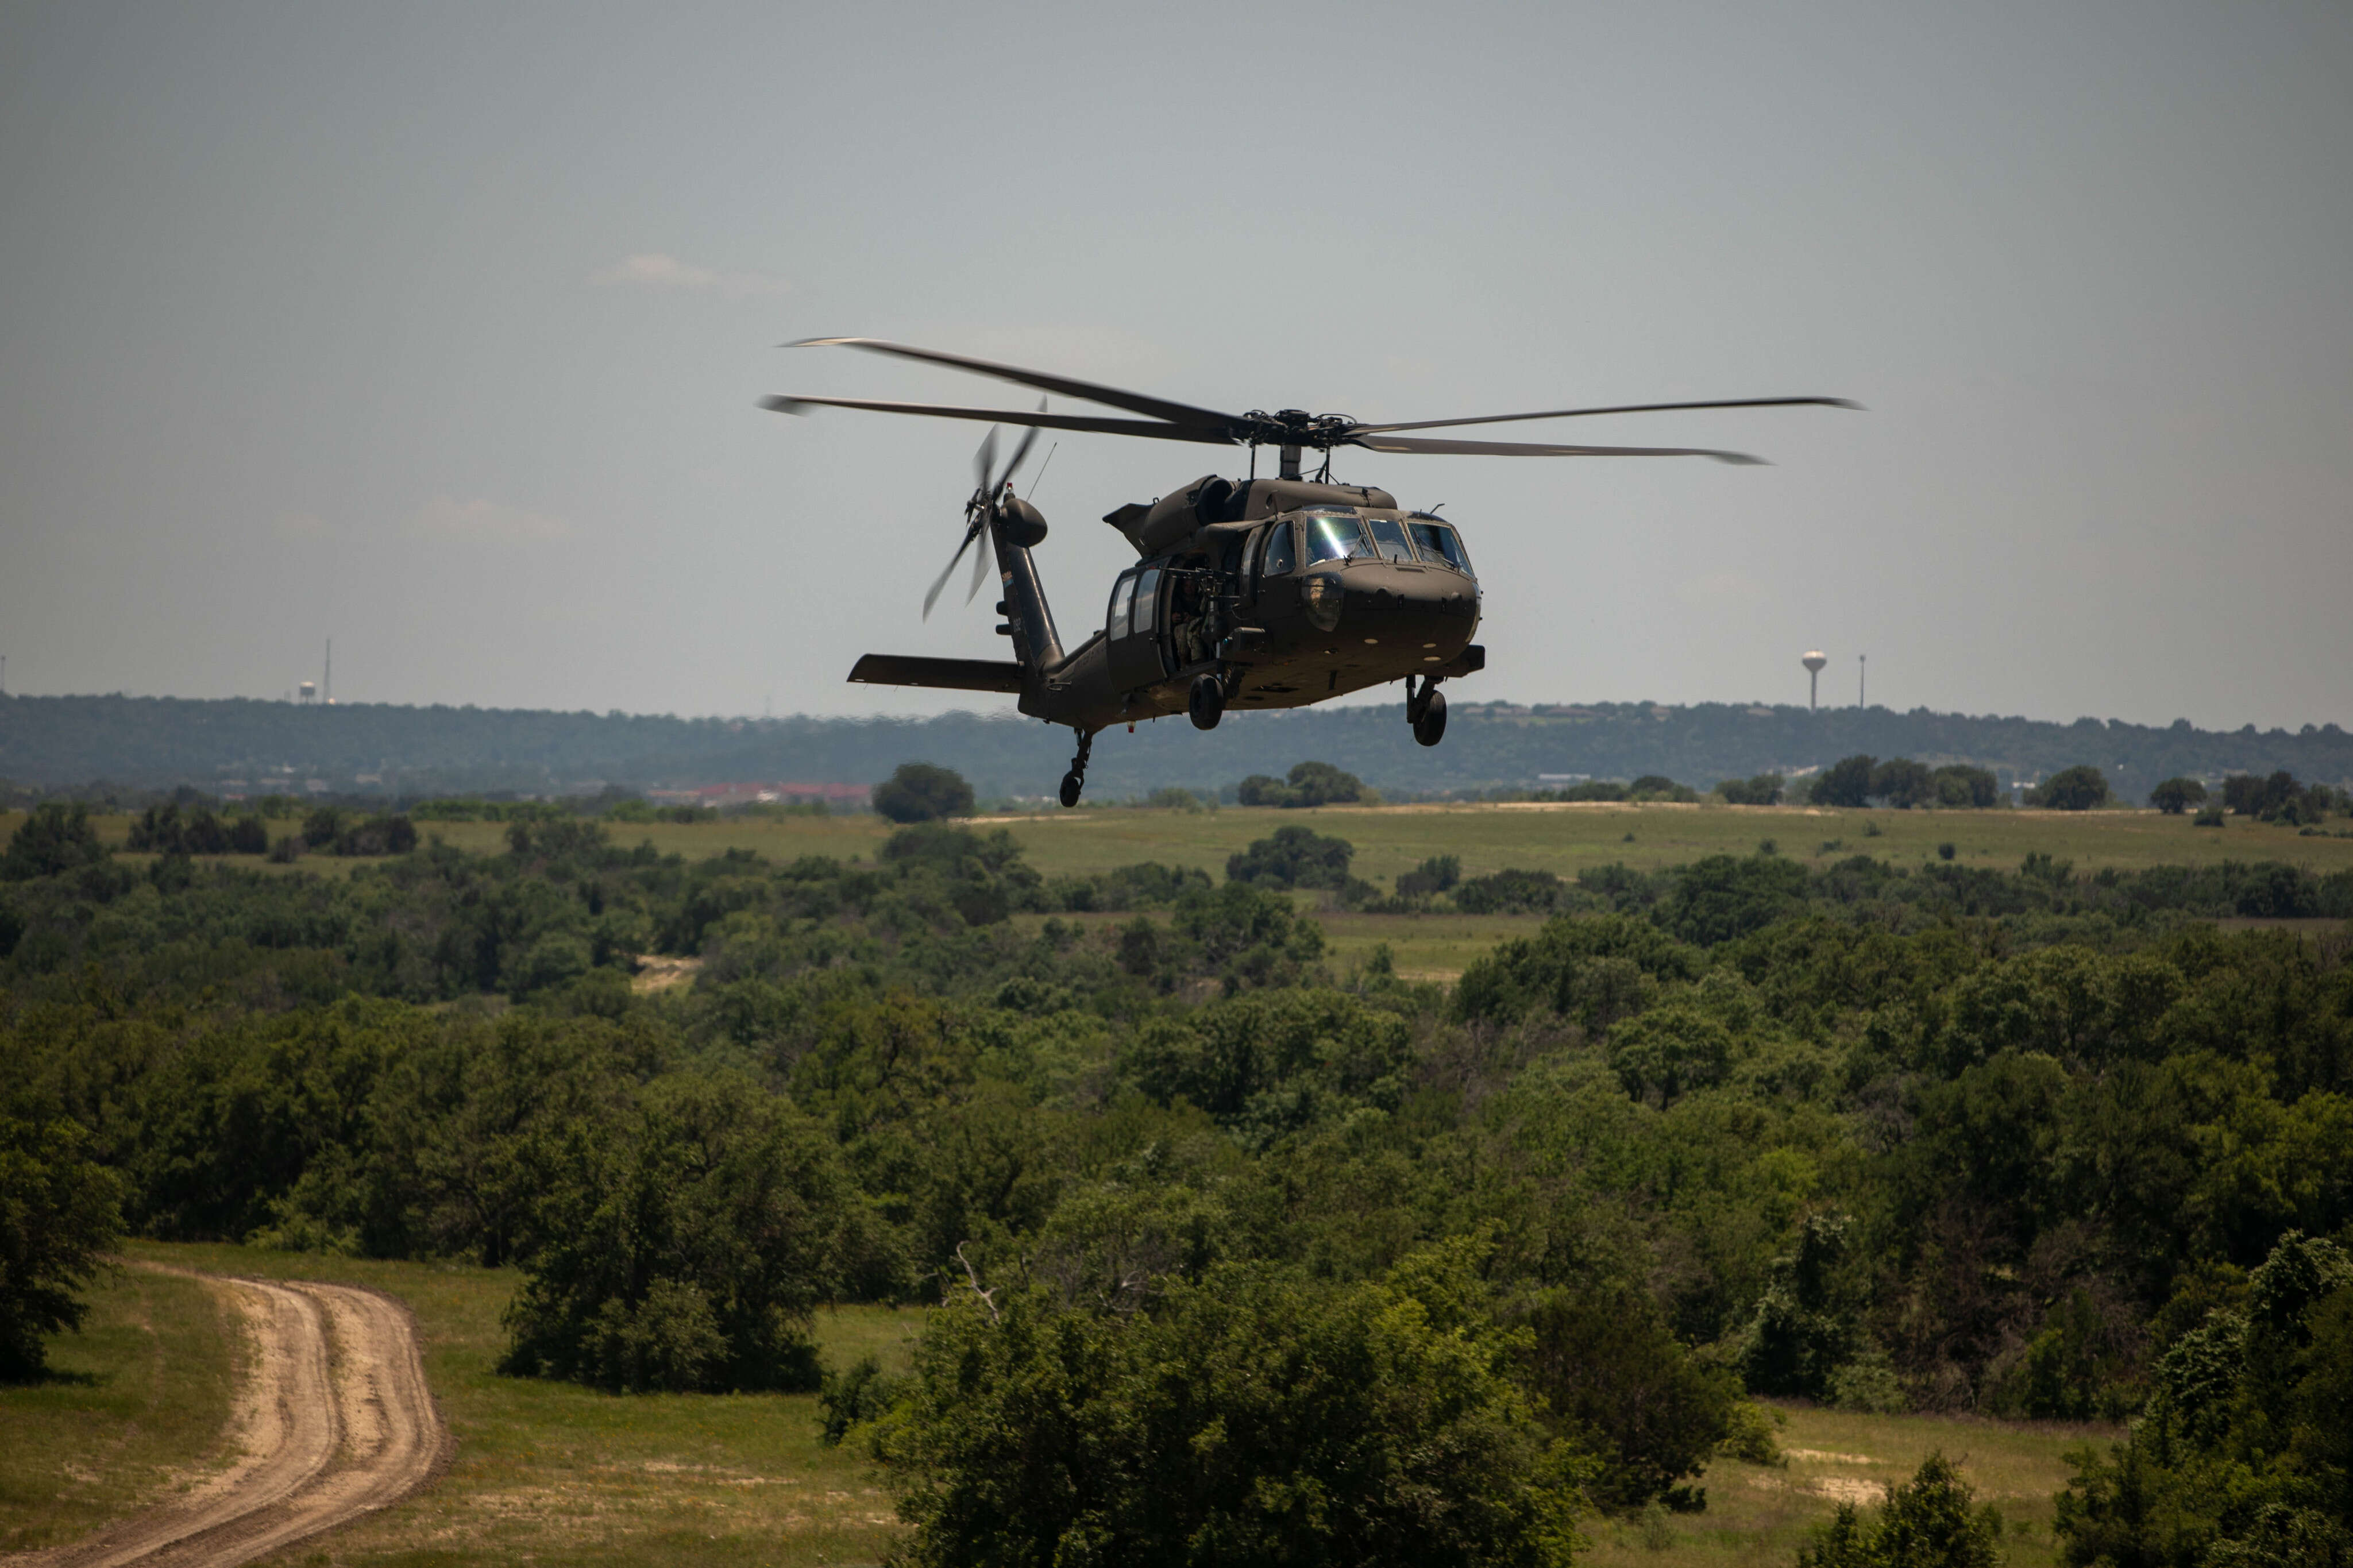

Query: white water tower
left=1802, top=651, right=1828, bottom=711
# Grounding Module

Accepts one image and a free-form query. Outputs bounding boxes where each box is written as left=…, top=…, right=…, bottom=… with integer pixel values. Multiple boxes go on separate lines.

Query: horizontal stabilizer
left=847, top=654, right=1026, bottom=693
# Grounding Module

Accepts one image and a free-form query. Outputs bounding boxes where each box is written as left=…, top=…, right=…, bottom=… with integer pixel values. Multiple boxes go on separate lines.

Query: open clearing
left=64, top=1243, right=919, bottom=1568
left=5, top=1264, right=445, bottom=1568
left=25, top=799, right=2353, bottom=888
left=1580, top=1403, right=2110, bottom=1568
left=8, top=1248, right=2108, bottom=1567
left=0, top=1267, right=241, bottom=1554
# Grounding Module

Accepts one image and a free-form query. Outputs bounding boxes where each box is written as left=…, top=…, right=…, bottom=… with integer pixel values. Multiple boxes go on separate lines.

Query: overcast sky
left=2, top=1, right=2348, bottom=731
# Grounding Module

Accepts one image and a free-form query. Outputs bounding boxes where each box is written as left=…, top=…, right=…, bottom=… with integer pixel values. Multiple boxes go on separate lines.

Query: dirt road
left=20, top=1272, right=449, bottom=1568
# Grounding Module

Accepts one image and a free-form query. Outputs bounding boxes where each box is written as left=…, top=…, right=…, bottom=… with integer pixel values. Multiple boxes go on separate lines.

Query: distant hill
left=2, top=692, right=2348, bottom=802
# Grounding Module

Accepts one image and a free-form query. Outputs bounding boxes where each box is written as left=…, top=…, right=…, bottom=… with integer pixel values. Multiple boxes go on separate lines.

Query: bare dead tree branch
left=955, top=1241, right=1001, bottom=1324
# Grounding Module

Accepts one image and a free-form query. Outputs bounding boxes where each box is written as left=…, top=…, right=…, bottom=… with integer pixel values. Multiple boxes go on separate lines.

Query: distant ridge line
left=0, top=692, right=2347, bottom=800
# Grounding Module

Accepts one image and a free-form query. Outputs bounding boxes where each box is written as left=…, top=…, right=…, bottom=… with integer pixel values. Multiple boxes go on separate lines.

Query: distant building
left=647, top=781, right=872, bottom=809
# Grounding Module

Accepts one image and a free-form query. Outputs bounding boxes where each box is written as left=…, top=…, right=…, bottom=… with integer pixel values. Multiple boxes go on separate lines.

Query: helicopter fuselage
left=849, top=474, right=1484, bottom=735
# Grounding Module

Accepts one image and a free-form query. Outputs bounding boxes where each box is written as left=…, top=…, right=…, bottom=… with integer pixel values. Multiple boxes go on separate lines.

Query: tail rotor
left=921, top=408, right=1042, bottom=620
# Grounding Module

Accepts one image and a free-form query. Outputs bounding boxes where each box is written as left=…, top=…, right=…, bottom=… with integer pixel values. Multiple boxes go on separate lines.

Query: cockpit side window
left=1407, top=519, right=1473, bottom=576
left=1108, top=571, right=1137, bottom=636
left=1301, top=509, right=1372, bottom=565
left=1133, top=567, right=1163, bottom=634
left=1365, top=515, right=1415, bottom=563
left=1260, top=520, right=1297, bottom=577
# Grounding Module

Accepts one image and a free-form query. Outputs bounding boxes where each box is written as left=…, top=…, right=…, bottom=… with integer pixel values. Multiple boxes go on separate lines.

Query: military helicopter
left=765, top=339, right=1852, bottom=808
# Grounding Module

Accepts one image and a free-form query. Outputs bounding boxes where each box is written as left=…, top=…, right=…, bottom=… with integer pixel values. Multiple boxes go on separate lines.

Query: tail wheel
left=1189, top=673, right=1225, bottom=731
left=1413, top=689, right=1448, bottom=747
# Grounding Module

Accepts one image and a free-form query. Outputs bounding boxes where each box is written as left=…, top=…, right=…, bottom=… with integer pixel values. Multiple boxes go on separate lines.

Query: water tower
left=298, top=681, right=317, bottom=705
left=1802, top=651, right=1827, bottom=711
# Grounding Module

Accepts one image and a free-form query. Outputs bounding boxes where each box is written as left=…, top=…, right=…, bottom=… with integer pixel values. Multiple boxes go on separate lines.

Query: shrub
left=1794, top=1453, right=2003, bottom=1568
left=1931, top=764, right=2000, bottom=809
left=873, top=763, right=975, bottom=824
left=2150, top=777, right=2208, bottom=814
left=818, top=1352, right=904, bottom=1445
left=1396, top=854, right=1462, bottom=897
left=1518, top=1280, right=1737, bottom=1509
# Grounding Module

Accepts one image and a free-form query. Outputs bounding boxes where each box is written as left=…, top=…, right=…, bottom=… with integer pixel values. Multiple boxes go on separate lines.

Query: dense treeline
left=8, top=690, right=2353, bottom=801
left=3, top=805, right=2350, bottom=1562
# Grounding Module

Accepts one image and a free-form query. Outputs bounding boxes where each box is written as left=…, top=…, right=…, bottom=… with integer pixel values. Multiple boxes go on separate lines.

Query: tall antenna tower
left=1802, top=651, right=1827, bottom=711
left=324, top=639, right=333, bottom=705
left=1858, top=652, right=1866, bottom=709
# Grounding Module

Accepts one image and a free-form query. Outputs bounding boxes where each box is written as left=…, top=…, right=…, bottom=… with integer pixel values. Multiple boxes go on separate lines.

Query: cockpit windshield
left=1364, top=515, right=1415, bottom=563
left=1301, top=509, right=1372, bottom=566
left=1407, top=519, right=1473, bottom=576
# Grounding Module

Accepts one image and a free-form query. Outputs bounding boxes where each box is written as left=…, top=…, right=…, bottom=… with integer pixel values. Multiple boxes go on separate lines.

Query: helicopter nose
left=1344, top=572, right=1479, bottom=652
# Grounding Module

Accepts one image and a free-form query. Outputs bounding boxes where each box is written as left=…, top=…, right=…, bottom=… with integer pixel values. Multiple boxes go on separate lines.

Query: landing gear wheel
left=1413, top=689, right=1448, bottom=747
left=1189, top=673, right=1225, bottom=731
left=1059, top=728, right=1094, bottom=808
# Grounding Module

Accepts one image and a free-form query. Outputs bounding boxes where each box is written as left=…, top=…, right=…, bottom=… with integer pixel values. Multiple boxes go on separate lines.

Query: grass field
left=16, top=800, right=2353, bottom=889
left=5, top=1246, right=2110, bottom=1567
left=101, top=1241, right=917, bottom=1568
left=1581, top=1403, right=2107, bottom=1568
left=0, top=1262, right=243, bottom=1553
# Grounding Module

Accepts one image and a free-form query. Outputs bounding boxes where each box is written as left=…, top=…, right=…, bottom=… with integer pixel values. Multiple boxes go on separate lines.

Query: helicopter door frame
left=1107, top=562, right=1169, bottom=693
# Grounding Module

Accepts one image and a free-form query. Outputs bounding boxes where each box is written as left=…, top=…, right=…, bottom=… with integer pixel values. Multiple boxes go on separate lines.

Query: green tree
left=1932, top=765, right=2000, bottom=809
left=1870, top=758, right=1937, bottom=809
left=1237, top=761, right=1368, bottom=809
left=1, top=802, right=110, bottom=882
left=873, top=762, right=975, bottom=824
left=1718, top=774, right=1785, bottom=806
left=2149, top=777, right=2208, bottom=815
left=1226, top=825, right=1353, bottom=890
left=2030, top=766, right=2109, bottom=811
left=499, top=1076, right=859, bottom=1392
left=1518, top=1279, right=1736, bottom=1509
left=1, top=1117, right=128, bottom=1380
left=1795, top=1453, right=2004, bottom=1568
left=875, top=1246, right=1582, bottom=1568
left=1813, top=755, right=1878, bottom=809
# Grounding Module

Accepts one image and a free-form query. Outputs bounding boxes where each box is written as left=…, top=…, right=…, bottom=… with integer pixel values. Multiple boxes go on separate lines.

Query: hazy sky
left=3, top=2, right=2348, bottom=731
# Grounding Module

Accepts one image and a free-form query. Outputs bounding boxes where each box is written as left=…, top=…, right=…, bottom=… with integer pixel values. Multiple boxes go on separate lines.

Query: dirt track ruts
left=20, top=1270, right=449, bottom=1568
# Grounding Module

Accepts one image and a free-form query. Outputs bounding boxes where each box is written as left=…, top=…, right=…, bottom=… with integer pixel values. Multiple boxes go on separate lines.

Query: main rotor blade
left=788, top=337, right=1239, bottom=430
left=1353, top=395, right=1858, bottom=435
left=762, top=395, right=1235, bottom=445
left=923, top=526, right=979, bottom=620
left=1350, top=432, right=1766, bottom=464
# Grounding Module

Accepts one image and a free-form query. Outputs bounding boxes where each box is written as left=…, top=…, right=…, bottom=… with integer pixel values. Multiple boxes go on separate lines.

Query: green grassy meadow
left=1580, top=1404, right=2108, bottom=1568
left=3, top=1246, right=2109, bottom=1567
left=21, top=798, right=2353, bottom=888
left=0, top=1262, right=244, bottom=1553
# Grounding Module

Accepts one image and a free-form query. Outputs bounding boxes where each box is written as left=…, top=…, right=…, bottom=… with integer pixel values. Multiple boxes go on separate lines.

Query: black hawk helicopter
left=765, top=339, right=1853, bottom=808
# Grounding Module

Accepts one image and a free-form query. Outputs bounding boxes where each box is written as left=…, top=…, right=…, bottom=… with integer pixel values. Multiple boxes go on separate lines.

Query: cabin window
left=1301, top=510, right=1372, bottom=565
left=1260, top=521, right=1297, bottom=577
left=1407, top=519, right=1473, bottom=576
left=1365, top=515, right=1416, bottom=563
left=1108, top=572, right=1136, bottom=636
left=1133, top=567, right=1163, bottom=634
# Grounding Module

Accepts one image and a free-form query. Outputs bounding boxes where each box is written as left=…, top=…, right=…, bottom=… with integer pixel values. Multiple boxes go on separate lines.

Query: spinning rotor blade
left=992, top=420, right=1041, bottom=493
left=1350, top=432, right=1766, bottom=464
left=789, top=337, right=1238, bottom=429
left=923, top=525, right=982, bottom=620
left=973, top=427, right=998, bottom=496
left=1353, top=395, right=1860, bottom=435
left=762, top=395, right=1235, bottom=445
left=966, top=521, right=993, bottom=607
